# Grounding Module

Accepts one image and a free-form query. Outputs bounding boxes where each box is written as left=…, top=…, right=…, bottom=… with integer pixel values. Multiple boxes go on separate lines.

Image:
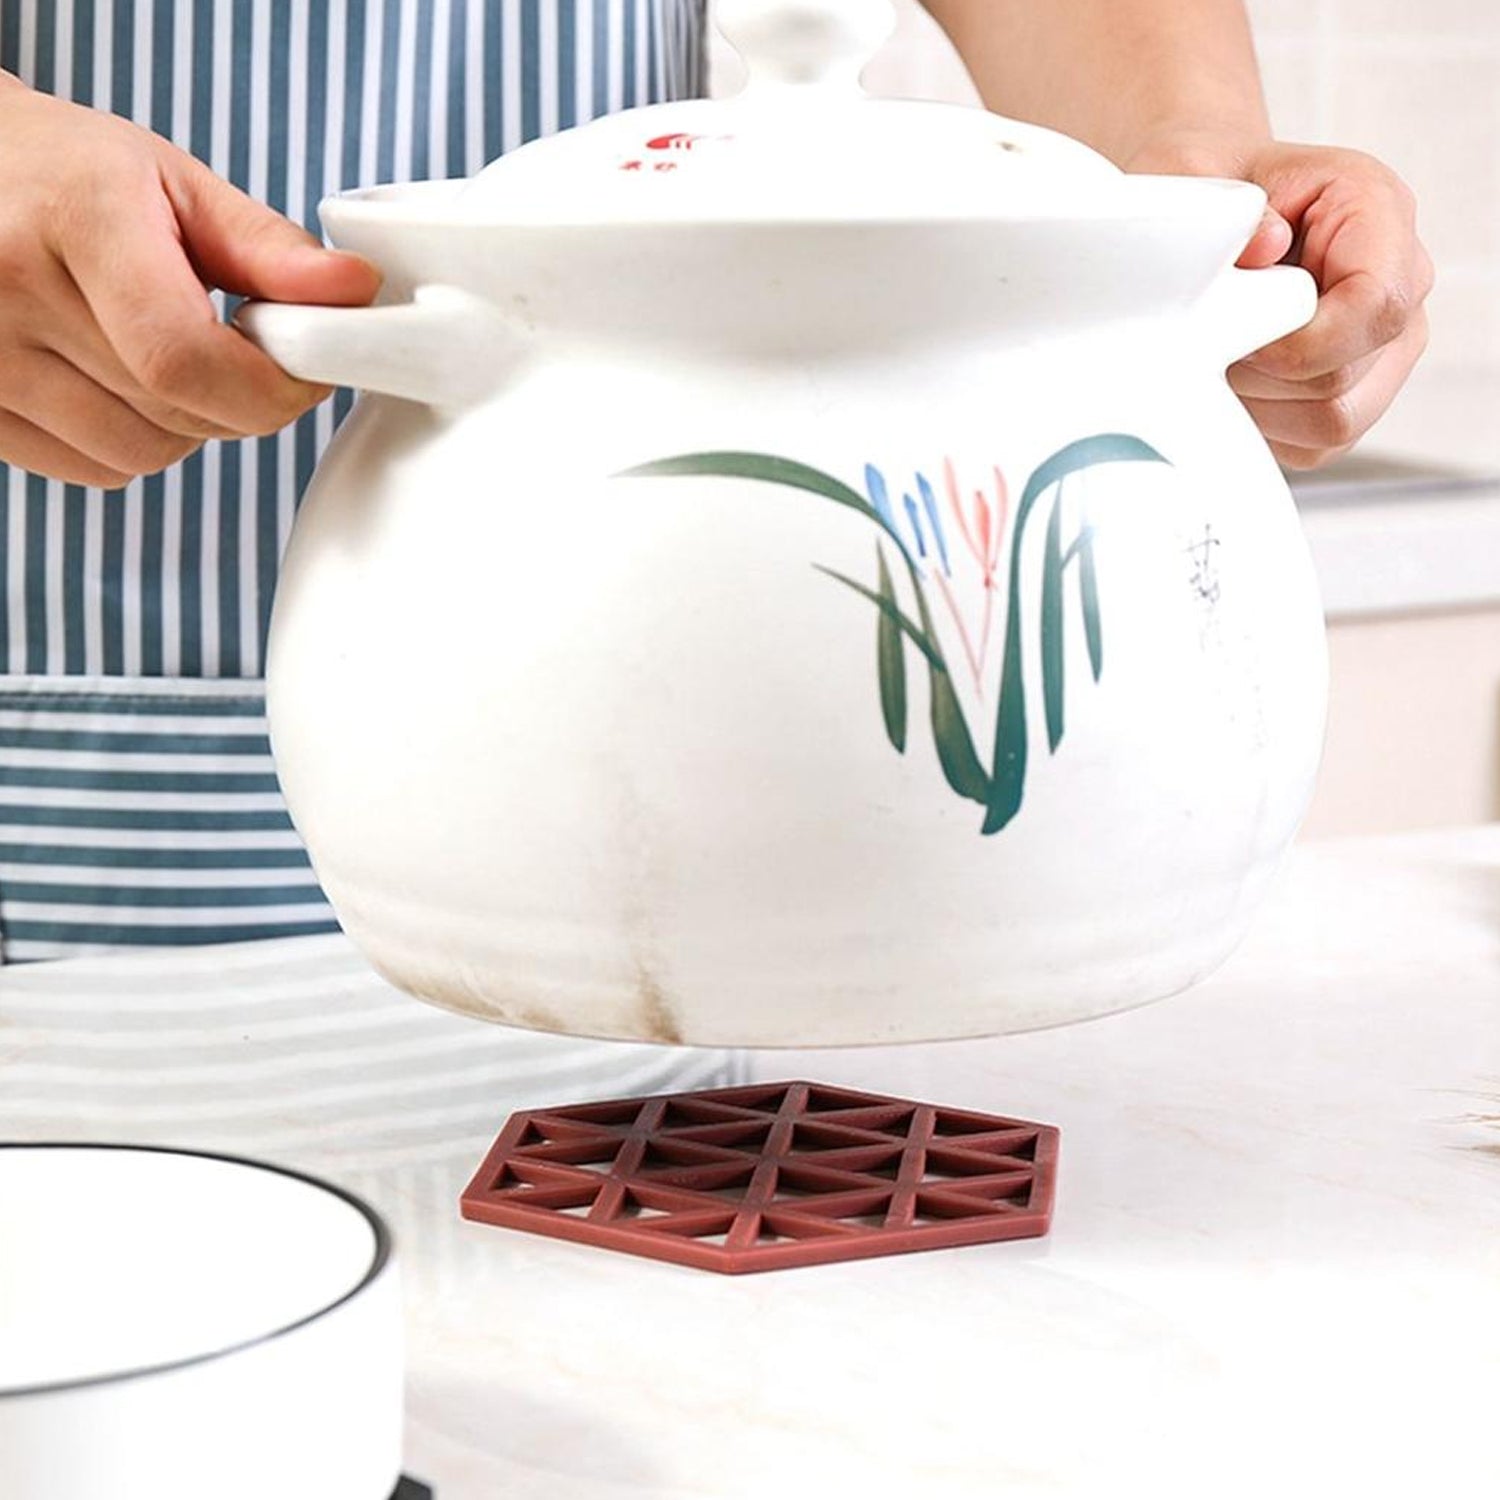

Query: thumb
left=163, top=149, right=381, bottom=305
left=1237, top=204, right=1296, bottom=268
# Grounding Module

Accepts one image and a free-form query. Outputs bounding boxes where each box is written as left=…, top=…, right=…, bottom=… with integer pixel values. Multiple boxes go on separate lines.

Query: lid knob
left=716, top=0, right=896, bottom=91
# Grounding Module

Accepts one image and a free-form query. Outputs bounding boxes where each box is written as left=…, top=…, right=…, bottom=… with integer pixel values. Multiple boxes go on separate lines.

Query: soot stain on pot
left=633, top=959, right=685, bottom=1046
left=428, top=971, right=570, bottom=1036
left=362, top=942, right=554, bottom=1033
left=1470, top=1100, right=1500, bottom=1159
left=508, top=1002, right=570, bottom=1035
left=378, top=958, right=487, bottom=1020
left=602, top=712, right=687, bottom=1044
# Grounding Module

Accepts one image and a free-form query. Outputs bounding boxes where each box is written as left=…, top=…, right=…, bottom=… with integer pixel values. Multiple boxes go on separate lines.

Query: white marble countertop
left=2, top=826, right=1497, bottom=1499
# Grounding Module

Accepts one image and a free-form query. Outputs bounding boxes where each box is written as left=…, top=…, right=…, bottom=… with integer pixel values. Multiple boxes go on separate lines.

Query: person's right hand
left=0, top=73, right=380, bottom=489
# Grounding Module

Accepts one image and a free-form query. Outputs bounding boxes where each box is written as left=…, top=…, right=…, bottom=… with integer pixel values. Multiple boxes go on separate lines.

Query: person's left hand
left=1125, top=130, right=1434, bottom=470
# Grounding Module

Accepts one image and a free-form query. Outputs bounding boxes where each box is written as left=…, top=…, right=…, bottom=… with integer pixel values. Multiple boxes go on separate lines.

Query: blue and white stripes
left=0, top=678, right=338, bottom=959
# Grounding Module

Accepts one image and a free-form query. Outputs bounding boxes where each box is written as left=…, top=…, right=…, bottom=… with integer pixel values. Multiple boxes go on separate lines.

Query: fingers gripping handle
left=235, top=287, right=524, bottom=407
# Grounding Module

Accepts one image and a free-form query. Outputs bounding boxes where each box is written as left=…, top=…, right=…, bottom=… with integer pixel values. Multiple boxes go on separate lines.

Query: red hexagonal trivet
left=460, top=1080, right=1059, bottom=1274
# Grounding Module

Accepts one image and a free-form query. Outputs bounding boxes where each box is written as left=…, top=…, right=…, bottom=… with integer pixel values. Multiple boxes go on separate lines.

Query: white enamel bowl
left=0, top=1145, right=403, bottom=1500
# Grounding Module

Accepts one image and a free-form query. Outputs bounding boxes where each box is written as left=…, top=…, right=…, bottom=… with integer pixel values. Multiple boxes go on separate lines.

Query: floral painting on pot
left=625, top=434, right=1170, bottom=835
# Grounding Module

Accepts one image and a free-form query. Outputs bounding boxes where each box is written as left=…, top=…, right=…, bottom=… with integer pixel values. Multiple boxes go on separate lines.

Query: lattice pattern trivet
left=461, top=1080, right=1059, bottom=1274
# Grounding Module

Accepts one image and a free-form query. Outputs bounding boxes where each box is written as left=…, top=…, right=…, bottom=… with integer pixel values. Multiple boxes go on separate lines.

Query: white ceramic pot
left=241, top=0, right=1326, bottom=1047
left=0, top=1145, right=403, bottom=1500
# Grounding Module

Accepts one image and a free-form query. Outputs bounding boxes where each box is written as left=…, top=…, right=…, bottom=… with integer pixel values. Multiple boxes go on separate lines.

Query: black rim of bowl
left=0, top=1142, right=394, bottom=1401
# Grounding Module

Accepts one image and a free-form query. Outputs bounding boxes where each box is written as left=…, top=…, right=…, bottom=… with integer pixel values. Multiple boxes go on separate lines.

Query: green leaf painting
left=875, top=545, right=908, bottom=754
left=620, top=434, right=1170, bottom=834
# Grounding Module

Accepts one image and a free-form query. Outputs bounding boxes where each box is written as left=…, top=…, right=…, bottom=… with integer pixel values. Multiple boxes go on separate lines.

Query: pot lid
left=454, top=0, right=1208, bottom=226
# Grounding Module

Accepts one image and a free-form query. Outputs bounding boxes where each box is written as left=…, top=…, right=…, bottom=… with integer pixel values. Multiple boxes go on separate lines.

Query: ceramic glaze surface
left=0, top=1147, right=402, bottom=1500
left=0, top=1149, right=376, bottom=1389
left=242, top=0, right=1326, bottom=1046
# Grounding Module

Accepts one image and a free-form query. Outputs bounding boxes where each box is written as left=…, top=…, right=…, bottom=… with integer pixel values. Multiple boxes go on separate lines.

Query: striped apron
left=0, top=0, right=706, bottom=960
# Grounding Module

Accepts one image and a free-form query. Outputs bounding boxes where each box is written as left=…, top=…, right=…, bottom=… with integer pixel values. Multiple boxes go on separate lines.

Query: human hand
left=1126, top=130, right=1433, bottom=470
left=0, top=72, right=380, bottom=489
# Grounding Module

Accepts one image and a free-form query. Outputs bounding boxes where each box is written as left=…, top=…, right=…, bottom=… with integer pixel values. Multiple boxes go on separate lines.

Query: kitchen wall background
left=714, top=0, right=1500, bottom=837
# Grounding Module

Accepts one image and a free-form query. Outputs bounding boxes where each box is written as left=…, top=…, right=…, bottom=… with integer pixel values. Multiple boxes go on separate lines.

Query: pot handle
left=1195, top=263, right=1319, bottom=370
left=235, top=285, right=525, bottom=407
